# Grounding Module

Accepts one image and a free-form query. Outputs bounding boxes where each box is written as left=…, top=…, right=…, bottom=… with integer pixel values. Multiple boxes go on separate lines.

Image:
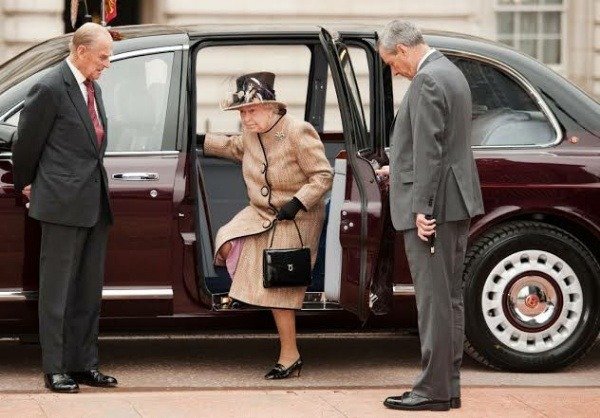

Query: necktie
left=83, top=80, right=104, bottom=147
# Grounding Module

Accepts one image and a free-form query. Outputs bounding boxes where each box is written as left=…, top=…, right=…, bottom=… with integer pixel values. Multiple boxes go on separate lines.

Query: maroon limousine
left=0, top=25, right=598, bottom=372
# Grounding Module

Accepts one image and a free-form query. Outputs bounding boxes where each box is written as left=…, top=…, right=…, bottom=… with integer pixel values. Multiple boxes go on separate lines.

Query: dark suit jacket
left=388, top=50, right=484, bottom=231
left=12, top=61, right=113, bottom=227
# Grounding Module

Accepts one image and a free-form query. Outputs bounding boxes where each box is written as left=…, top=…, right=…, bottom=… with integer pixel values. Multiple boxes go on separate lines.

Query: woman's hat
left=220, top=71, right=286, bottom=111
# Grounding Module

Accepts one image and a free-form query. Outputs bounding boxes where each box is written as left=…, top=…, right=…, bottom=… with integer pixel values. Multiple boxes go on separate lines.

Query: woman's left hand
left=276, top=197, right=305, bottom=221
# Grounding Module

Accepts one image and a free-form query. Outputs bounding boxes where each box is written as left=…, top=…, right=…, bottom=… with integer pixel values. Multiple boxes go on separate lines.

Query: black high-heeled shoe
left=264, top=358, right=303, bottom=380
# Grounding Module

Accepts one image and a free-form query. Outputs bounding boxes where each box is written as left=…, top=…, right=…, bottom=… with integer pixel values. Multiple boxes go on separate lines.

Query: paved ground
left=1, top=387, right=599, bottom=417
left=0, top=332, right=598, bottom=416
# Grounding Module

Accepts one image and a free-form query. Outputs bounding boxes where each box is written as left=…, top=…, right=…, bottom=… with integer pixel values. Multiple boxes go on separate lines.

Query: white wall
left=0, top=0, right=63, bottom=62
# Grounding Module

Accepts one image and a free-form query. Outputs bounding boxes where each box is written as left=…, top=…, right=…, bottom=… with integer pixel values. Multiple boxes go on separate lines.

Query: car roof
left=112, top=23, right=497, bottom=44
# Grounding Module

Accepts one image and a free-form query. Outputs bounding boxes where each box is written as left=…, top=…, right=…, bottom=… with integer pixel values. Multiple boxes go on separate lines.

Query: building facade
left=0, top=0, right=598, bottom=97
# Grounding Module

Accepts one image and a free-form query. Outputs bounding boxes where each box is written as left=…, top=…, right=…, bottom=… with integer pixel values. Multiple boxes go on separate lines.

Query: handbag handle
left=268, top=219, right=304, bottom=249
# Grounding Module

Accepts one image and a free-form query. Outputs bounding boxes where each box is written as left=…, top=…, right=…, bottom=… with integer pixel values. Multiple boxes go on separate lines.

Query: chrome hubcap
left=507, top=275, right=559, bottom=329
left=481, top=250, right=583, bottom=353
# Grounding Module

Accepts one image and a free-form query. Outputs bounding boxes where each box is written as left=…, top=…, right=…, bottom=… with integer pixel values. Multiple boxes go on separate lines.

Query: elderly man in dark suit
left=376, top=20, right=484, bottom=411
left=12, top=22, right=117, bottom=393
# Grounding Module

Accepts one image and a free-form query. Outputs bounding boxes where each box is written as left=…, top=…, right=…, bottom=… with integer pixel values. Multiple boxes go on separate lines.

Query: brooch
left=275, top=131, right=285, bottom=141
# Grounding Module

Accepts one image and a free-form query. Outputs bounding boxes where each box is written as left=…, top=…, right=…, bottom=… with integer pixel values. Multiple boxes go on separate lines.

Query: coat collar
left=417, top=49, right=443, bottom=72
left=256, top=114, right=290, bottom=142
left=61, top=61, right=102, bottom=154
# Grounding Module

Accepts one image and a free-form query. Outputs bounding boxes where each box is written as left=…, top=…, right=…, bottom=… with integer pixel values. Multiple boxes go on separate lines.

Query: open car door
left=318, top=28, right=385, bottom=322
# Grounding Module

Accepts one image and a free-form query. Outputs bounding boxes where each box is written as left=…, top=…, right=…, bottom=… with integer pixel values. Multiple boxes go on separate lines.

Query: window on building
left=495, top=0, right=565, bottom=66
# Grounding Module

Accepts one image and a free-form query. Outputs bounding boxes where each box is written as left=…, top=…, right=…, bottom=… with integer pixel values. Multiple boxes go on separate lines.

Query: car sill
left=0, top=286, right=173, bottom=301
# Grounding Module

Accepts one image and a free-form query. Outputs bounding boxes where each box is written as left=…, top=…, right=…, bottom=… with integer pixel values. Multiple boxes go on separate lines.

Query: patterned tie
left=83, top=80, right=104, bottom=147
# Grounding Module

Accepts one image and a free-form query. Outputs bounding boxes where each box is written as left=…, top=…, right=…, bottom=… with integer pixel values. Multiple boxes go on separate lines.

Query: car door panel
left=94, top=49, right=184, bottom=316
left=318, top=28, right=383, bottom=322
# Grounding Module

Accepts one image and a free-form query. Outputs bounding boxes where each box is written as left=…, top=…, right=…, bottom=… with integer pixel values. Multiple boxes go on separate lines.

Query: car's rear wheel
left=463, top=220, right=600, bottom=371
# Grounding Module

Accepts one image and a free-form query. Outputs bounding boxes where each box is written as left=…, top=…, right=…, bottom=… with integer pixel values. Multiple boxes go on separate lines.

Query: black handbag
left=262, top=219, right=311, bottom=288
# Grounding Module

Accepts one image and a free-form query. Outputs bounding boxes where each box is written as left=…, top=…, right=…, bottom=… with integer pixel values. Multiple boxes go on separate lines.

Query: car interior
left=192, top=44, right=558, bottom=310
left=448, top=56, right=556, bottom=147
left=194, top=43, right=357, bottom=309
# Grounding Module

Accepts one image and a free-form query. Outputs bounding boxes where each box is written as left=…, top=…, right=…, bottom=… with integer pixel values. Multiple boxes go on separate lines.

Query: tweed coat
left=203, top=114, right=333, bottom=309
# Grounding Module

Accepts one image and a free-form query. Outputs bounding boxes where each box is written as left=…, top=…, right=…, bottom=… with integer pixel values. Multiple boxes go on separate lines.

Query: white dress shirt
left=417, top=48, right=437, bottom=73
left=65, top=58, right=100, bottom=121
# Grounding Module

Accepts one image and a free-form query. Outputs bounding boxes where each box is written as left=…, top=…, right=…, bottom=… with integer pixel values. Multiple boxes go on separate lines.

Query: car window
left=324, top=46, right=370, bottom=133
left=0, top=37, right=69, bottom=94
left=449, top=56, right=556, bottom=147
left=391, top=54, right=556, bottom=147
left=195, top=45, right=310, bottom=134
left=0, top=66, right=57, bottom=126
left=98, top=52, right=175, bottom=152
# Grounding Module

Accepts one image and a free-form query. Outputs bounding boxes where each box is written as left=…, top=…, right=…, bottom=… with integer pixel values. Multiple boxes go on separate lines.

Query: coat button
left=261, top=186, right=269, bottom=196
left=262, top=220, right=271, bottom=228
left=261, top=163, right=267, bottom=174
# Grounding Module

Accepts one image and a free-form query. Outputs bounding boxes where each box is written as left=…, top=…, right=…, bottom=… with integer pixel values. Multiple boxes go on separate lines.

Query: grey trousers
left=38, top=214, right=110, bottom=374
left=403, top=219, right=470, bottom=400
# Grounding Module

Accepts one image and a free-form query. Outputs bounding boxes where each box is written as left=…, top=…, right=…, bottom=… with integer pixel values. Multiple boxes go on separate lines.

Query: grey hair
left=266, top=102, right=286, bottom=116
left=69, top=22, right=111, bottom=52
left=378, top=20, right=425, bottom=53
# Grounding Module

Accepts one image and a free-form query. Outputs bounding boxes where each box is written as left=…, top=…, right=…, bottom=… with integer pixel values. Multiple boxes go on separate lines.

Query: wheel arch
left=469, top=206, right=600, bottom=270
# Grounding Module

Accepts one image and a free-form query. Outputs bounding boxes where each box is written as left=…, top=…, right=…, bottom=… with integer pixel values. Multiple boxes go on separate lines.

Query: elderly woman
left=203, top=72, right=333, bottom=379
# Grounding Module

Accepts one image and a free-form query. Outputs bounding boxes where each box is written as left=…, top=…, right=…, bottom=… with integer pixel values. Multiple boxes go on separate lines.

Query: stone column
left=1, top=0, right=63, bottom=63
left=0, top=3, right=5, bottom=63
left=567, top=0, right=594, bottom=96
left=592, top=0, right=600, bottom=97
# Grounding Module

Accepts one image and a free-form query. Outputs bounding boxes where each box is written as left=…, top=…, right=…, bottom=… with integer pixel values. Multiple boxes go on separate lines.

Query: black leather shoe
left=384, top=391, right=450, bottom=411
left=451, top=397, right=461, bottom=409
left=44, top=373, right=79, bottom=393
left=264, top=358, right=303, bottom=380
left=70, top=370, right=118, bottom=387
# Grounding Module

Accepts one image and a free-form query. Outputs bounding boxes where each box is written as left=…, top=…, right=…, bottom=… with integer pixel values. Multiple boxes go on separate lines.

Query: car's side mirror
left=0, top=123, right=16, bottom=152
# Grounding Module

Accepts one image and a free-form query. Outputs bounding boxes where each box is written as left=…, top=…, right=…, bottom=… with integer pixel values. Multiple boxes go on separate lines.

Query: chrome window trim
left=0, top=101, right=23, bottom=123
left=440, top=48, right=563, bottom=150
left=109, top=45, right=185, bottom=62
left=0, top=286, right=173, bottom=301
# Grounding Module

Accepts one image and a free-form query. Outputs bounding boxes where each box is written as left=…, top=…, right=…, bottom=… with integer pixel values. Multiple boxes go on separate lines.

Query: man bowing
left=12, top=22, right=117, bottom=393
left=376, top=20, right=484, bottom=411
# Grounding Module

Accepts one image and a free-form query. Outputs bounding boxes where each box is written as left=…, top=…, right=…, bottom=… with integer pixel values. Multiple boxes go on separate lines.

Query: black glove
left=276, top=197, right=306, bottom=221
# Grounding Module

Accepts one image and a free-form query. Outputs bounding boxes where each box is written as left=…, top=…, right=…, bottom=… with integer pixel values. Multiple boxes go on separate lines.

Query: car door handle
left=112, top=172, right=159, bottom=181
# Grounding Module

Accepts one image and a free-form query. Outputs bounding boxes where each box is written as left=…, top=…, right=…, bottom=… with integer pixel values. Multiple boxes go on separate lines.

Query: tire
left=463, top=220, right=600, bottom=371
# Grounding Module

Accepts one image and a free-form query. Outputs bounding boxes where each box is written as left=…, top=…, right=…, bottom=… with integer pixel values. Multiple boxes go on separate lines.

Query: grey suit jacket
left=12, top=61, right=113, bottom=227
left=389, top=50, right=484, bottom=231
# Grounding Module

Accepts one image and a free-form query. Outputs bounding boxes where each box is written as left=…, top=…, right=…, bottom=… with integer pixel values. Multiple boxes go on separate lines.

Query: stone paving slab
left=0, top=387, right=598, bottom=418
left=0, top=334, right=598, bottom=392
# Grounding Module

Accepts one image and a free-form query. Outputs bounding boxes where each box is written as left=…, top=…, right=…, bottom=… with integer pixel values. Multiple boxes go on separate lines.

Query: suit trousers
left=403, top=219, right=470, bottom=400
left=38, top=207, right=111, bottom=374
